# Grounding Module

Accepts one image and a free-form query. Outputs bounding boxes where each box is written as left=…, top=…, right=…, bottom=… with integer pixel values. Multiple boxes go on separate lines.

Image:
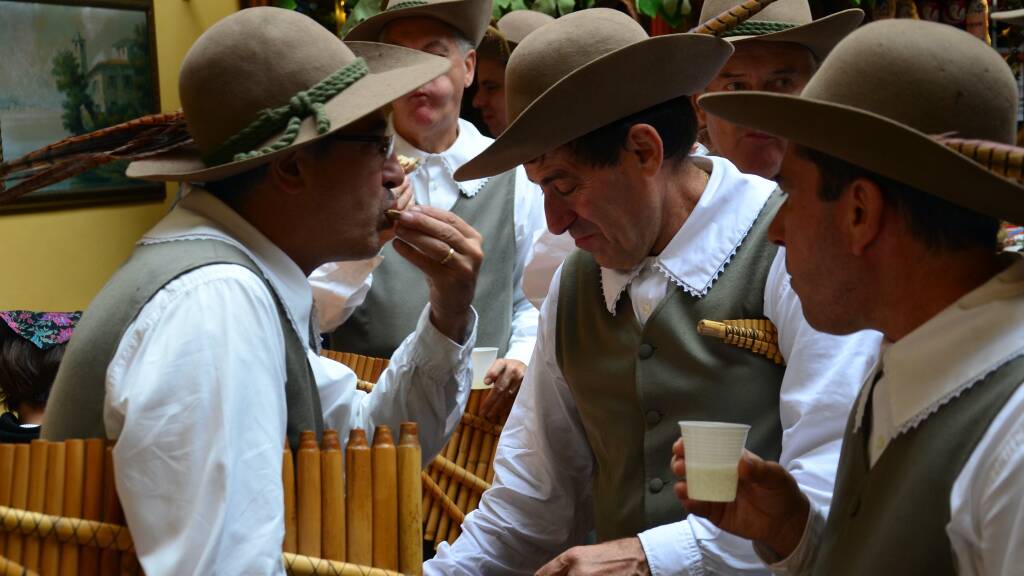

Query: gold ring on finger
left=439, top=246, right=455, bottom=265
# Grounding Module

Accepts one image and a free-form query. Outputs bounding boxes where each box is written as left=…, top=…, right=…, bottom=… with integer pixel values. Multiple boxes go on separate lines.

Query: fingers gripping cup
left=470, top=347, right=499, bottom=390
left=678, top=421, right=750, bottom=502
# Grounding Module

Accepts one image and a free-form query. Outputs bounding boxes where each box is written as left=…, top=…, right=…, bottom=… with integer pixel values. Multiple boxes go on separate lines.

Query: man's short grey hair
left=378, top=21, right=475, bottom=55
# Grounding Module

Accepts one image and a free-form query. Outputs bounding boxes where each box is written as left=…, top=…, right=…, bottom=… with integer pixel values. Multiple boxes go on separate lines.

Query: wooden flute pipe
left=41, top=441, right=66, bottom=575
left=434, top=390, right=483, bottom=542
left=321, top=430, right=345, bottom=562
left=283, top=443, right=298, bottom=554
left=372, top=426, right=397, bottom=570
left=297, top=431, right=322, bottom=558
left=345, top=428, right=372, bottom=565
left=61, top=439, right=85, bottom=576
left=78, top=438, right=105, bottom=576
left=0, top=444, right=15, bottom=554
left=6, top=443, right=30, bottom=564
left=99, top=445, right=123, bottom=575
left=23, top=439, right=49, bottom=571
left=425, top=391, right=481, bottom=541
left=397, top=423, right=423, bottom=576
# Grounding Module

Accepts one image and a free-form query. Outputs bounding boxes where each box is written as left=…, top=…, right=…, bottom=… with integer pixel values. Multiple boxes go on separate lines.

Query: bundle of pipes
left=0, top=425, right=423, bottom=576
left=696, top=318, right=785, bottom=364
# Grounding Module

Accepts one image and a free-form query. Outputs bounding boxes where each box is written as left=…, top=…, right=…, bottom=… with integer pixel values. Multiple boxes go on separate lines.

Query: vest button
left=645, top=410, right=662, bottom=427
left=649, top=478, right=664, bottom=493
left=638, top=343, right=655, bottom=359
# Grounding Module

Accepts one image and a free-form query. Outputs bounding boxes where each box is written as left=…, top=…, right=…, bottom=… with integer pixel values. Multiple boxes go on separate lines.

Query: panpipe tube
left=60, top=439, right=85, bottom=576
left=427, top=391, right=480, bottom=541
left=6, top=444, right=29, bottom=564
left=321, top=430, right=346, bottom=562
left=297, top=431, right=322, bottom=557
left=458, top=413, right=504, bottom=437
left=283, top=443, right=298, bottom=554
left=446, top=419, right=486, bottom=544
left=282, top=552, right=403, bottom=576
left=421, top=414, right=460, bottom=539
left=0, top=557, right=38, bottom=576
left=77, top=439, right=105, bottom=576
left=41, top=441, right=67, bottom=575
left=430, top=455, right=491, bottom=495
left=99, top=446, right=123, bottom=574
left=24, top=439, right=49, bottom=571
left=0, top=444, right=14, bottom=553
left=345, top=428, right=372, bottom=565
left=465, top=430, right=496, bottom=517
left=420, top=473, right=465, bottom=525
left=371, top=426, right=398, bottom=570
left=397, top=423, right=422, bottom=576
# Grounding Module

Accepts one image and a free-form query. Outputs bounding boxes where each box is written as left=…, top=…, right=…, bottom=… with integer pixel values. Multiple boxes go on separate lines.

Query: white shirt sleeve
left=640, top=250, right=882, bottom=576
left=308, top=256, right=381, bottom=332
left=426, top=266, right=597, bottom=575
left=104, top=265, right=290, bottom=576
left=503, top=167, right=547, bottom=365
left=313, top=303, right=477, bottom=463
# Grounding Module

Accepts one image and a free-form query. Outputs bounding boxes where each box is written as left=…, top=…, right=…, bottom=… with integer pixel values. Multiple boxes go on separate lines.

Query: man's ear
left=691, top=92, right=707, bottom=130
left=463, top=48, right=477, bottom=87
left=267, top=150, right=306, bottom=197
left=624, top=123, right=663, bottom=177
left=845, top=177, right=886, bottom=256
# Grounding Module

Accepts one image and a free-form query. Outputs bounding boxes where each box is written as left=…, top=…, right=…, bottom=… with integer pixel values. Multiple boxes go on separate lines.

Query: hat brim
left=344, top=0, right=491, bottom=46
left=454, top=34, right=733, bottom=181
left=728, top=9, right=863, bottom=61
left=126, top=43, right=450, bottom=182
left=991, top=8, right=1024, bottom=26
left=699, top=91, right=1024, bottom=223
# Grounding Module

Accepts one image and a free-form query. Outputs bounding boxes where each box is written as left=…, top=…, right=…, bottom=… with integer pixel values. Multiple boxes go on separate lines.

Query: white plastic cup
left=678, top=421, right=751, bottom=502
left=470, top=347, right=499, bottom=390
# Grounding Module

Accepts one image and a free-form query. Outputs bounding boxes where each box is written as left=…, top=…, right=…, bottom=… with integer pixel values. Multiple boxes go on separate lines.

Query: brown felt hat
left=699, top=19, right=1024, bottom=224
left=480, top=10, right=556, bottom=60
left=344, top=0, right=493, bottom=46
left=697, top=0, right=862, bottom=61
left=127, top=7, right=449, bottom=182
left=991, top=8, right=1024, bottom=26
left=454, top=8, right=733, bottom=181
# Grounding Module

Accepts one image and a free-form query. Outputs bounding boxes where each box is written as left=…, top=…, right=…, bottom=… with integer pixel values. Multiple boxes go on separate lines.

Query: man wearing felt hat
left=674, top=19, right=1024, bottom=575
left=425, top=8, right=881, bottom=575
left=41, top=8, right=483, bottom=573
left=311, top=0, right=548, bottom=422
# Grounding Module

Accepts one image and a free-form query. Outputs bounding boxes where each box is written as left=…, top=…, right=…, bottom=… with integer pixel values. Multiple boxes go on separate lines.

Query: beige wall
left=0, top=0, right=238, bottom=311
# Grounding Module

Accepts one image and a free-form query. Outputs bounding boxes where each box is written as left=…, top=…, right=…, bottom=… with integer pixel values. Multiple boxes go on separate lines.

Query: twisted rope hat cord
left=720, top=20, right=798, bottom=37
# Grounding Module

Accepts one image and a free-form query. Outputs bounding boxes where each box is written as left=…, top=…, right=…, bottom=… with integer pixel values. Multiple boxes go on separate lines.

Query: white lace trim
left=601, top=265, right=643, bottom=315
left=894, top=348, right=1024, bottom=438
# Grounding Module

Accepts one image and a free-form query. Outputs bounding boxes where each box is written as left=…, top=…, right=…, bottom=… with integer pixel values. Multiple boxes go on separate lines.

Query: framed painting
left=0, top=0, right=163, bottom=214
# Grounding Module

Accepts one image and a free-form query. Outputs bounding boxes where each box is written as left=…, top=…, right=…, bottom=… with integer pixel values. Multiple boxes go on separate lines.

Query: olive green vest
left=813, top=355, right=1024, bottom=575
left=556, top=190, right=786, bottom=541
left=329, top=169, right=517, bottom=358
left=42, top=239, right=323, bottom=452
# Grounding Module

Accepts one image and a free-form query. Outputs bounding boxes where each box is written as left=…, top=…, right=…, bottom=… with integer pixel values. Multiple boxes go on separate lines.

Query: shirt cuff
left=408, top=304, right=478, bottom=378
left=639, top=520, right=704, bottom=576
left=752, top=500, right=825, bottom=576
left=503, top=338, right=536, bottom=365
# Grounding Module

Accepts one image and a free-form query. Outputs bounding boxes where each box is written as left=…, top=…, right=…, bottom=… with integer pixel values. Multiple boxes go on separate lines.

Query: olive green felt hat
left=344, top=0, right=492, bottom=46
left=479, top=10, right=556, bottom=60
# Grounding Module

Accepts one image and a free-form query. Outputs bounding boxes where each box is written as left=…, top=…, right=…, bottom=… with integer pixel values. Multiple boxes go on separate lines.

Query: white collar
left=854, top=255, right=1024, bottom=436
left=600, top=155, right=778, bottom=314
left=139, top=186, right=315, bottom=349
left=395, top=118, right=491, bottom=198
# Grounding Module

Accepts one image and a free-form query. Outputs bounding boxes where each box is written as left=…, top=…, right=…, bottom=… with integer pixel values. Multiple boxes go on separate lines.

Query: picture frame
left=0, top=0, right=164, bottom=214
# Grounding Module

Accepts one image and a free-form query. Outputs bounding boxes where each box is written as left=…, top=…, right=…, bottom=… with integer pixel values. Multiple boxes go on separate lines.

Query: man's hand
left=380, top=180, right=415, bottom=243
left=391, top=205, right=482, bottom=344
left=671, top=438, right=809, bottom=559
left=535, top=537, right=650, bottom=576
left=479, top=358, right=527, bottom=422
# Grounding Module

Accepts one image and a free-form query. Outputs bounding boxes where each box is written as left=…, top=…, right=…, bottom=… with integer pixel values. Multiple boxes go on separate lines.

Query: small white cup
left=470, top=347, right=499, bottom=390
left=678, top=421, right=750, bottom=502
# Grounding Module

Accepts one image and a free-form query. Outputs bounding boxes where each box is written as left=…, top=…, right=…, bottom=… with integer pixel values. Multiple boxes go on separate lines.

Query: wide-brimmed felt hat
left=127, top=7, right=449, bottom=182
left=699, top=19, right=1024, bottom=224
left=453, top=8, right=733, bottom=181
left=991, top=8, right=1024, bottom=26
left=479, top=10, right=556, bottom=60
left=697, top=0, right=862, bottom=61
left=344, top=0, right=492, bottom=47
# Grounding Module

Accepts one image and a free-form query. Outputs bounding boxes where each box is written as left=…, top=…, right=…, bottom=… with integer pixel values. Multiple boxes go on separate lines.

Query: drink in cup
left=678, top=421, right=750, bottom=502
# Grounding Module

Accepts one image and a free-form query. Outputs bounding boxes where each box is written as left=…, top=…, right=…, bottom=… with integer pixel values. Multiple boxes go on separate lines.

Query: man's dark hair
left=795, top=145, right=1000, bottom=252
left=203, top=163, right=270, bottom=201
left=567, top=95, right=698, bottom=168
left=0, top=323, right=65, bottom=411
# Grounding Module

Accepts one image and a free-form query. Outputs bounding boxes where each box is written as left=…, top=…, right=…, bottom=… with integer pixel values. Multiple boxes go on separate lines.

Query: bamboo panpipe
left=345, top=429, right=372, bottom=565
left=321, top=431, right=345, bottom=562
left=298, top=432, right=323, bottom=557
left=60, top=439, right=84, bottom=576
left=697, top=318, right=784, bottom=364
left=40, top=442, right=65, bottom=575
left=430, top=455, right=491, bottom=495
left=319, top=351, right=390, bottom=384
left=282, top=552, right=403, bottom=576
left=422, top=408, right=461, bottom=541
left=78, top=438, right=104, bottom=576
left=464, top=428, right=496, bottom=518
left=0, top=506, right=134, bottom=551
left=24, top=440, right=49, bottom=571
left=0, top=557, right=37, bottom=576
left=427, top=392, right=480, bottom=542
left=6, top=444, right=30, bottom=564
left=284, top=443, right=298, bottom=554
left=936, top=136, right=1024, bottom=182
left=0, top=445, right=14, bottom=553
left=420, top=474, right=465, bottom=526
left=99, top=446, right=123, bottom=574
left=444, top=421, right=485, bottom=544
left=372, top=427, right=398, bottom=570
left=397, top=424, right=422, bottom=576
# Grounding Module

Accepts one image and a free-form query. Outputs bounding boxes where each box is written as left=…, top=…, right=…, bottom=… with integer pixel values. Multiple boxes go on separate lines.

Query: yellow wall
left=0, top=0, right=238, bottom=311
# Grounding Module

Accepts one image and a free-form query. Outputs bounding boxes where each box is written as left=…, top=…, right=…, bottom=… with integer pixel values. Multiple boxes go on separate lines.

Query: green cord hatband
left=387, top=0, right=429, bottom=11
left=202, top=58, right=370, bottom=167
left=721, top=20, right=797, bottom=37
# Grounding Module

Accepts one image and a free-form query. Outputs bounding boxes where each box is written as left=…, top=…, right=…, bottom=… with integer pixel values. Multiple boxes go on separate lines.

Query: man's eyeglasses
left=329, top=133, right=395, bottom=159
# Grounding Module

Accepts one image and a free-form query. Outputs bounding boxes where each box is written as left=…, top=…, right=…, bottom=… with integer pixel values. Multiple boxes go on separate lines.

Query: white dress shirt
left=309, top=118, right=547, bottom=364
left=425, top=155, right=883, bottom=576
left=763, top=254, right=1024, bottom=576
left=105, top=189, right=475, bottom=575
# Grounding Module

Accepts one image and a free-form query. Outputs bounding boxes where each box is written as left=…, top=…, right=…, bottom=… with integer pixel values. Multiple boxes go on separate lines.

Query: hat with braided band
left=344, top=0, right=492, bottom=47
